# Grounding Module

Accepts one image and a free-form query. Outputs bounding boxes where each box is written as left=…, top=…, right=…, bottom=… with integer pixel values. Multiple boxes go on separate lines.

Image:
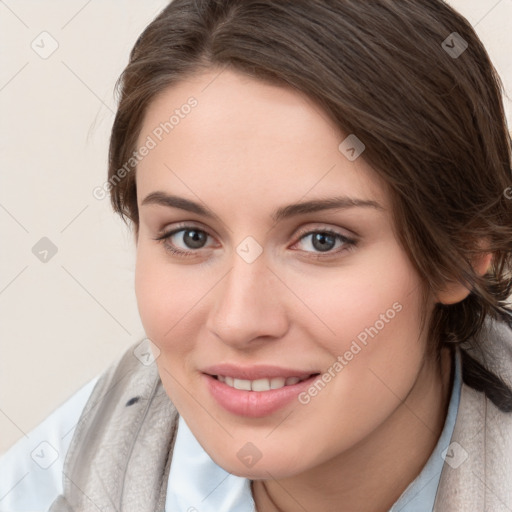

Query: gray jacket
left=49, top=318, right=512, bottom=511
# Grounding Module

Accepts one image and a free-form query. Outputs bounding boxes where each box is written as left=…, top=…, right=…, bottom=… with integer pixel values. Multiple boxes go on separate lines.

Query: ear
left=435, top=251, right=493, bottom=305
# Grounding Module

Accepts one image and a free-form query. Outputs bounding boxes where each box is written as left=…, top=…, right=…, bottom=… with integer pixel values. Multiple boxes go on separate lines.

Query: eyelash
left=153, top=224, right=357, bottom=260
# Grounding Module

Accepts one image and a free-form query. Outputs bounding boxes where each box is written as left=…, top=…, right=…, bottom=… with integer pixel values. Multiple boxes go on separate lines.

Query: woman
left=2, top=1, right=512, bottom=511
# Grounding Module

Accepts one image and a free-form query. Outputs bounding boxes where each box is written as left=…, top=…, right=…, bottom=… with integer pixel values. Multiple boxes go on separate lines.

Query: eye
left=154, top=225, right=214, bottom=257
left=154, top=224, right=357, bottom=260
left=292, top=228, right=356, bottom=258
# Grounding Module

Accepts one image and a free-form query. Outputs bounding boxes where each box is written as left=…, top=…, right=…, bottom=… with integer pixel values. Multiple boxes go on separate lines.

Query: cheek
left=294, top=243, right=428, bottom=423
left=291, top=241, right=424, bottom=355
left=313, top=246, right=427, bottom=417
left=283, top=256, right=427, bottom=462
left=134, top=245, right=201, bottom=407
left=134, top=243, right=196, bottom=346
left=134, top=246, right=163, bottom=340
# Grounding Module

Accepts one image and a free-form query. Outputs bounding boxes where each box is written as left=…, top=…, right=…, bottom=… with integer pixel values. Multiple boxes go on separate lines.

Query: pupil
left=313, top=233, right=335, bottom=252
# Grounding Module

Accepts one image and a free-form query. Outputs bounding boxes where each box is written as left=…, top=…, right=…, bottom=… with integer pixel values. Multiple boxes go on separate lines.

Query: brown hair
left=108, top=0, right=512, bottom=409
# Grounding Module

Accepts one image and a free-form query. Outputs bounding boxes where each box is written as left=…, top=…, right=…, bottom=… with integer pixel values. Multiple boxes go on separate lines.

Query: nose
left=206, top=253, right=289, bottom=349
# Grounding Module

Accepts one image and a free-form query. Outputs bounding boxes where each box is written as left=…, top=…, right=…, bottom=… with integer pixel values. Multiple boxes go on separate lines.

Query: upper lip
left=202, top=363, right=319, bottom=380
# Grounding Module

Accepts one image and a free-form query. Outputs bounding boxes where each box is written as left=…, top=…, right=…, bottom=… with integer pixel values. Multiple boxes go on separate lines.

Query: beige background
left=1, top=0, right=511, bottom=455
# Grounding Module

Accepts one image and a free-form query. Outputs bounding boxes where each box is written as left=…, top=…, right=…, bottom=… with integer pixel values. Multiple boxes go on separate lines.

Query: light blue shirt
left=390, top=348, right=462, bottom=511
left=0, top=349, right=462, bottom=512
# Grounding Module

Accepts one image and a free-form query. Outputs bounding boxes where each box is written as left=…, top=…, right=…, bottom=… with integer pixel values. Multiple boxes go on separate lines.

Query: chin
left=212, top=453, right=304, bottom=480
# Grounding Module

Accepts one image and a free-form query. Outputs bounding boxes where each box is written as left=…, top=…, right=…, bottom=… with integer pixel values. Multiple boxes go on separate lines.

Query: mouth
left=203, top=371, right=321, bottom=417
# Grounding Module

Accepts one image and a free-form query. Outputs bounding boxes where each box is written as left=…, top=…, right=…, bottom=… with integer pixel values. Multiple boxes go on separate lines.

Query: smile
left=203, top=371, right=321, bottom=417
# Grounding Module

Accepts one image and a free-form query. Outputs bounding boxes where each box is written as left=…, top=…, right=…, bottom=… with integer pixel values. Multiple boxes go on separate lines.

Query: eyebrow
left=141, top=191, right=383, bottom=223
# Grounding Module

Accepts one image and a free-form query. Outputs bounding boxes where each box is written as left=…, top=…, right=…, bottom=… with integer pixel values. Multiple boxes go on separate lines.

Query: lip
left=201, top=363, right=316, bottom=381
left=203, top=371, right=320, bottom=418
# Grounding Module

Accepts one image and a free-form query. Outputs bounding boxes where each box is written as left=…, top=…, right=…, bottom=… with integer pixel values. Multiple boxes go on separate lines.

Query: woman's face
left=134, top=68, right=434, bottom=479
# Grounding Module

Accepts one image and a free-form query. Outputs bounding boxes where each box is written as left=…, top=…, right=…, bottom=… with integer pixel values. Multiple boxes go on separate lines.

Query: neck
left=252, top=347, right=454, bottom=512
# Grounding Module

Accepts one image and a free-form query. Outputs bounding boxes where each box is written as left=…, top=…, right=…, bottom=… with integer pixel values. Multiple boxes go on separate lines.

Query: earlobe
left=473, top=251, right=493, bottom=276
left=435, top=282, right=471, bottom=305
left=435, top=252, right=493, bottom=305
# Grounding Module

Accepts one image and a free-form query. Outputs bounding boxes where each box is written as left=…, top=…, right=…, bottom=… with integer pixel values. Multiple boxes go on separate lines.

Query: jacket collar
left=434, top=317, right=512, bottom=511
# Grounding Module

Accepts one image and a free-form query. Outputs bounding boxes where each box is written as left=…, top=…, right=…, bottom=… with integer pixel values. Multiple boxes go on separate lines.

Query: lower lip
left=203, top=373, right=319, bottom=418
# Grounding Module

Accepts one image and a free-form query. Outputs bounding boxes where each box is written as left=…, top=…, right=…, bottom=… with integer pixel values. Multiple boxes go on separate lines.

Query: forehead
left=135, top=68, right=389, bottom=214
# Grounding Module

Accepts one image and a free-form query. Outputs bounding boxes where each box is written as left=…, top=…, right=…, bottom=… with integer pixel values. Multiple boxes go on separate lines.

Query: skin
left=133, top=68, right=491, bottom=512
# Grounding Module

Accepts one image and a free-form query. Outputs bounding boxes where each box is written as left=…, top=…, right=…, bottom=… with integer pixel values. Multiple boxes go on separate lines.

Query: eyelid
left=156, top=220, right=213, bottom=239
left=293, top=222, right=357, bottom=241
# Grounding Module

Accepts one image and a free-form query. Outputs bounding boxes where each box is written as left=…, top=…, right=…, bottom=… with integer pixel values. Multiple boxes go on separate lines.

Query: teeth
left=217, top=375, right=309, bottom=391
left=233, top=378, right=252, bottom=391
left=252, top=378, right=271, bottom=391
left=270, top=377, right=285, bottom=389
